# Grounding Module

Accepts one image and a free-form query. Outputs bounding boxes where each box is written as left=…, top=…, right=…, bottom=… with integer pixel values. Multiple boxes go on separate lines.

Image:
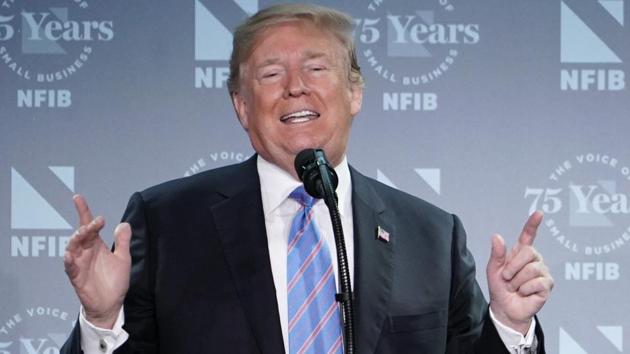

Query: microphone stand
left=314, top=152, right=355, bottom=354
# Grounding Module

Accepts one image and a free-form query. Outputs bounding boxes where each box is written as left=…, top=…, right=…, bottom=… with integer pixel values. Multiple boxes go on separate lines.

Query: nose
left=284, top=69, right=309, bottom=98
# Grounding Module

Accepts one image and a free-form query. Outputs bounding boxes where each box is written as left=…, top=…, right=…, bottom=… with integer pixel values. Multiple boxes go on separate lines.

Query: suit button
left=99, top=338, right=108, bottom=353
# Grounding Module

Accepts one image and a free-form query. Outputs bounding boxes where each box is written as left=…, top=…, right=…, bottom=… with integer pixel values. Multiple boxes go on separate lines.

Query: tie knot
left=289, top=186, right=315, bottom=208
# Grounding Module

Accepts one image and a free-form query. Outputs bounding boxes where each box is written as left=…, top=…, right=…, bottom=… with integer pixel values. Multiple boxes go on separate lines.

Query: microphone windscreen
left=294, top=148, right=316, bottom=182
left=294, top=149, right=338, bottom=199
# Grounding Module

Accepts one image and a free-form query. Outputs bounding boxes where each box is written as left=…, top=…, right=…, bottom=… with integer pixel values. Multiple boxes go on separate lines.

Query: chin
left=288, top=140, right=323, bottom=155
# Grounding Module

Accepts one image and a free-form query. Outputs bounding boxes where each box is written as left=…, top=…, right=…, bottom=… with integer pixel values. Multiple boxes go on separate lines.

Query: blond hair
left=227, top=3, right=364, bottom=94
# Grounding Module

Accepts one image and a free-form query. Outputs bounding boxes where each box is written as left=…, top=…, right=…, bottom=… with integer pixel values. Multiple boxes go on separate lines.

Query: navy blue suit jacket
left=62, top=156, right=544, bottom=353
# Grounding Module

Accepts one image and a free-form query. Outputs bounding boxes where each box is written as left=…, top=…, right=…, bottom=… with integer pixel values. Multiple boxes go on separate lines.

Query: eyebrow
left=255, top=58, right=283, bottom=69
left=254, top=51, right=331, bottom=70
left=302, top=51, right=328, bottom=61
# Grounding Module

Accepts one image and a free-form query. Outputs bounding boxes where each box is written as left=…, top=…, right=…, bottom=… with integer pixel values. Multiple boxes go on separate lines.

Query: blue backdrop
left=1, top=1, right=629, bottom=353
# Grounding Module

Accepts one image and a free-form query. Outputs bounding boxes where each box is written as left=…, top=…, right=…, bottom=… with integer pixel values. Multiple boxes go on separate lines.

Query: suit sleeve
left=59, top=319, right=82, bottom=354
left=60, top=192, right=159, bottom=354
left=446, top=214, right=546, bottom=354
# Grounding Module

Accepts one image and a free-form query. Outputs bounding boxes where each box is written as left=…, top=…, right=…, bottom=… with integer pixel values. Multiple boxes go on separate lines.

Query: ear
left=231, top=91, right=249, bottom=130
left=349, top=83, right=363, bottom=117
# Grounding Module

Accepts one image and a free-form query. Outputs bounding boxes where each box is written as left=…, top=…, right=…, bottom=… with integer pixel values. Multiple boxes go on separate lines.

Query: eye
left=258, top=67, right=284, bottom=83
left=262, top=71, right=278, bottom=78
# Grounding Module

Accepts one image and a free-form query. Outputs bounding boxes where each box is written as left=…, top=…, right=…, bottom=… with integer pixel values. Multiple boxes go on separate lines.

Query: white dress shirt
left=79, top=155, right=536, bottom=354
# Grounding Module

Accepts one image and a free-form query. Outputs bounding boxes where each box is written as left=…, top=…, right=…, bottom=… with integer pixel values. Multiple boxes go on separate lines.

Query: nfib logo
left=194, top=0, right=257, bottom=89
left=560, top=326, right=623, bottom=353
left=560, top=0, right=626, bottom=91
left=9, top=166, right=75, bottom=257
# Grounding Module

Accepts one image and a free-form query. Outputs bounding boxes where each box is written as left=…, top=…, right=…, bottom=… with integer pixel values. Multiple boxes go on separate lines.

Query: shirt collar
left=257, top=154, right=352, bottom=218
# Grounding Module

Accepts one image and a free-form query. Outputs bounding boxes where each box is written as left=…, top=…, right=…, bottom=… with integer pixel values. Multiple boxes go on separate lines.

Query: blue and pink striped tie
left=287, top=186, right=344, bottom=354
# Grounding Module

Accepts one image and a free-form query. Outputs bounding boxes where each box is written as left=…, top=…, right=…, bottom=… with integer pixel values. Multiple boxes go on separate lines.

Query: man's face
left=232, top=20, right=363, bottom=178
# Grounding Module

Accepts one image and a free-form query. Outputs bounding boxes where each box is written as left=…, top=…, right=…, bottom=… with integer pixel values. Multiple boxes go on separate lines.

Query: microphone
left=294, top=148, right=338, bottom=200
left=294, top=148, right=355, bottom=354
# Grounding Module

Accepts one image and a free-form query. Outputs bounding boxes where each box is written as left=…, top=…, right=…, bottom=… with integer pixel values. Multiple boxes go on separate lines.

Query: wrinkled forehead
left=243, top=19, right=346, bottom=68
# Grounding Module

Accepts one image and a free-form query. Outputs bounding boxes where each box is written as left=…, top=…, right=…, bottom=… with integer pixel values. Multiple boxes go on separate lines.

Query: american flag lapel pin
left=376, top=225, right=390, bottom=243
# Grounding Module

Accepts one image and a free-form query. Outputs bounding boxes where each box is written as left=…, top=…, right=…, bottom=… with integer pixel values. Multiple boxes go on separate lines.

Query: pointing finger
left=73, top=194, right=94, bottom=226
left=518, top=211, right=544, bottom=247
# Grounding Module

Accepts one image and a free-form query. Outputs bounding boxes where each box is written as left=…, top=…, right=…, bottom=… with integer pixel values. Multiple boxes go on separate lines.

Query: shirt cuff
left=79, top=306, right=129, bottom=354
left=489, top=307, right=537, bottom=353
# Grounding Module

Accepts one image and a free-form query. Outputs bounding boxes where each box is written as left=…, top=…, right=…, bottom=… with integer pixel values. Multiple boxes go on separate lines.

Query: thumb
left=487, top=234, right=507, bottom=273
left=113, top=223, right=132, bottom=259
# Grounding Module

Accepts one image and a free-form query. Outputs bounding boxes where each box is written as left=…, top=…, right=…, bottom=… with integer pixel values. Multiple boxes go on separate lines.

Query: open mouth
left=280, top=110, right=321, bottom=124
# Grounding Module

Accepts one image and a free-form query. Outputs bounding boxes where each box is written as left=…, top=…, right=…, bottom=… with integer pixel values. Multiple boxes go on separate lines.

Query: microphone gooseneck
left=294, top=148, right=355, bottom=354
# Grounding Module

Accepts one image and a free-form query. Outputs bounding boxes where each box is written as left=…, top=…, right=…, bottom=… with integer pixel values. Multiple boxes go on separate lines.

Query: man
left=62, top=4, right=553, bottom=353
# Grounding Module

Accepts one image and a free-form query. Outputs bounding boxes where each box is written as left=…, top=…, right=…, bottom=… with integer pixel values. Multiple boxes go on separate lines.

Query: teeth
left=288, top=110, right=317, bottom=118
left=289, top=117, right=312, bottom=123
left=281, top=110, right=319, bottom=122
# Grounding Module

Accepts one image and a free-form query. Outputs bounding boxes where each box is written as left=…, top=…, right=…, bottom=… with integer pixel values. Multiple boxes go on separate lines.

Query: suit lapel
left=210, top=157, right=285, bottom=354
left=350, top=168, right=395, bottom=354
left=208, top=160, right=395, bottom=354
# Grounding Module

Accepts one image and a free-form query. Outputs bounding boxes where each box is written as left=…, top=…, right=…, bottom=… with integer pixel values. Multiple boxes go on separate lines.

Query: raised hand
left=486, top=211, right=554, bottom=334
left=63, top=194, right=132, bottom=329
